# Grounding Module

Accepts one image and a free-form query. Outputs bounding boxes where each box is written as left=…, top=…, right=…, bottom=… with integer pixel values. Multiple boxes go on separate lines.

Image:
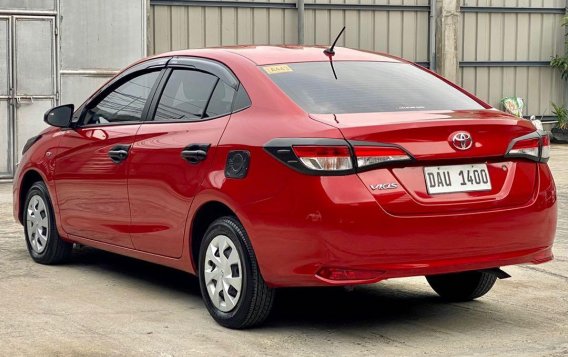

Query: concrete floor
left=1, top=148, right=567, bottom=357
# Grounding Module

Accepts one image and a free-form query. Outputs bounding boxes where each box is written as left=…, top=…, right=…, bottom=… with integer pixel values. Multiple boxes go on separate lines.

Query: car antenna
left=323, top=26, right=345, bottom=80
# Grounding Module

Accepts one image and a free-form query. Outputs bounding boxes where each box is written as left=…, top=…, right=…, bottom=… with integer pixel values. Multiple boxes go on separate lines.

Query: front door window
left=83, top=71, right=160, bottom=125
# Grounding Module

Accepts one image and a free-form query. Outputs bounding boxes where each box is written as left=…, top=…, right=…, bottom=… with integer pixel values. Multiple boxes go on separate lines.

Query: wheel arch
left=189, top=200, right=239, bottom=273
left=18, top=169, right=47, bottom=224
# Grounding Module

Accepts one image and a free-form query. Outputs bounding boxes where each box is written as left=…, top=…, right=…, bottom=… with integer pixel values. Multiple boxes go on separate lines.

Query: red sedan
left=13, top=46, right=557, bottom=329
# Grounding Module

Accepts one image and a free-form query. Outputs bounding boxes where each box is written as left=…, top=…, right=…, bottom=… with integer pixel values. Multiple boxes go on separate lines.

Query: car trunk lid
left=311, top=109, right=535, bottom=160
left=310, top=109, right=539, bottom=215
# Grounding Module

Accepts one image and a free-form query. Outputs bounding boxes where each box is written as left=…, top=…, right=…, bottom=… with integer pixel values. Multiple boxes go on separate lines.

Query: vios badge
left=370, top=183, right=398, bottom=191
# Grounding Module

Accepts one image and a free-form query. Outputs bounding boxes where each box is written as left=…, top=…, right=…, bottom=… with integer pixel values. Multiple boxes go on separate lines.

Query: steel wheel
left=23, top=181, right=72, bottom=265
left=26, top=194, right=49, bottom=254
left=203, top=234, right=243, bottom=312
left=198, top=216, right=274, bottom=328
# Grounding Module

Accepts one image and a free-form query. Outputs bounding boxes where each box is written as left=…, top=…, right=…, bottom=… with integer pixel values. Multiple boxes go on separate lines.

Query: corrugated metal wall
left=149, top=1, right=298, bottom=54
left=302, top=0, right=429, bottom=63
left=149, top=0, right=566, bottom=117
left=148, top=0, right=430, bottom=64
left=458, top=0, right=567, bottom=116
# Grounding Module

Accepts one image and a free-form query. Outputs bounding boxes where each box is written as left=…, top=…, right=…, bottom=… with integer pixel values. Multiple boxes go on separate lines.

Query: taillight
left=354, top=146, right=412, bottom=168
left=508, top=138, right=540, bottom=158
left=505, top=131, right=550, bottom=162
left=292, top=146, right=353, bottom=171
left=541, top=134, right=551, bottom=160
left=265, top=138, right=414, bottom=175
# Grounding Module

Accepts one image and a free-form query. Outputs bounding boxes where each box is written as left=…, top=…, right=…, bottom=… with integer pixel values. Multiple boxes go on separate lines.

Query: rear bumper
left=314, top=246, right=553, bottom=285
left=247, top=163, right=557, bottom=287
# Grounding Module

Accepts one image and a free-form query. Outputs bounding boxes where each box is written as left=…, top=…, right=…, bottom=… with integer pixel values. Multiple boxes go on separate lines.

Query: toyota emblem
left=451, top=132, right=473, bottom=150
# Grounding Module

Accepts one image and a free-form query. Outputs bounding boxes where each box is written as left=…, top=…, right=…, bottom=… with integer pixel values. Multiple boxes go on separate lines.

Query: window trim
left=168, top=56, right=239, bottom=90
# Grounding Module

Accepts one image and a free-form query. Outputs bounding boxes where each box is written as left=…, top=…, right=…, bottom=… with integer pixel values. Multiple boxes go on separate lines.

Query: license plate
left=424, top=164, right=492, bottom=195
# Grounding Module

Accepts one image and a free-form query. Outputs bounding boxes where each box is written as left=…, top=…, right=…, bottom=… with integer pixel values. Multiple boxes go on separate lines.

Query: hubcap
left=204, top=235, right=243, bottom=312
left=26, top=195, right=49, bottom=254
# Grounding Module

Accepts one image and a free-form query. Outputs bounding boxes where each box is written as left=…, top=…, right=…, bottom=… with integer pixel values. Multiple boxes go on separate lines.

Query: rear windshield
left=262, top=61, right=485, bottom=114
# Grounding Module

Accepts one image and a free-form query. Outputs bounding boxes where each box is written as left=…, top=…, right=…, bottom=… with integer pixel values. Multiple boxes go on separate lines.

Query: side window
left=204, top=81, right=236, bottom=118
left=232, top=85, right=252, bottom=112
left=83, top=71, right=160, bottom=125
left=154, top=70, right=218, bottom=121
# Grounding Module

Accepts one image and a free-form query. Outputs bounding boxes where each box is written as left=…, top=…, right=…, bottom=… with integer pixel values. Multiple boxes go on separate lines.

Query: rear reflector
left=292, top=145, right=353, bottom=171
left=316, top=267, right=384, bottom=282
left=354, top=146, right=411, bottom=168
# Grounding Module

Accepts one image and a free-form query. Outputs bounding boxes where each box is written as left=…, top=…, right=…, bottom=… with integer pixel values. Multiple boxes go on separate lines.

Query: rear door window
left=232, top=85, right=252, bottom=112
left=154, top=69, right=239, bottom=121
left=204, top=81, right=235, bottom=118
left=154, top=70, right=218, bottom=121
left=262, top=62, right=485, bottom=114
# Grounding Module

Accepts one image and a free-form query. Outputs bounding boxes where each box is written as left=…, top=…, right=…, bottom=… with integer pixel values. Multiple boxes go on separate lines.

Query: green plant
left=550, top=15, right=567, bottom=128
left=551, top=56, right=568, bottom=80
left=550, top=15, right=568, bottom=79
left=551, top=102, right=568, bottom=130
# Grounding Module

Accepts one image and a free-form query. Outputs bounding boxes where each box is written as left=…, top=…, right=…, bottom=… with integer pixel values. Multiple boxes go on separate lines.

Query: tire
left=23, top=181, right=72, bottom=265
left=198, top=216, right=274, bottom=329
left=426, top=271, right=497, bottom=302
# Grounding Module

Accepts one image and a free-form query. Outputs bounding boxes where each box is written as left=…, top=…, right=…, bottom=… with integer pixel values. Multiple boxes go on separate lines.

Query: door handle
left=181, top=144, right=211, bottom=164
left=108, top=144, right=131, bottom=164
left=181, top=149, right=207, bottom=163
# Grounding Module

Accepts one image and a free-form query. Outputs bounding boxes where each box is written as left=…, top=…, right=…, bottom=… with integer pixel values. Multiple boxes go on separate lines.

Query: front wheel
left=23, top=181, right=73, bottom=264
left=198, top=216, right=274, bottom=329
left=426, top=271, right=497, bottom=302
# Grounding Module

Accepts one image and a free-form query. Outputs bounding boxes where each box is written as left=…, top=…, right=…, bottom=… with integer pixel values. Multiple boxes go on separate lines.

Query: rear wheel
left=198, top=216, right=274, bottom=329
left=426, top=271, right=497, bottom=301
left=23, top=181, right=73, bottom=264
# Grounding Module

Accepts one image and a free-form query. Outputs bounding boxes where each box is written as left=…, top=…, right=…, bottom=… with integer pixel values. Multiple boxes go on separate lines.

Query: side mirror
left=44, top=104, right=74, bottom=128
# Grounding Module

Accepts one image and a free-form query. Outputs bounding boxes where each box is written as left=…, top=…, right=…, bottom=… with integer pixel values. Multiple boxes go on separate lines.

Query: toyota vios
left=13, top=46, right=557, bottom=328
